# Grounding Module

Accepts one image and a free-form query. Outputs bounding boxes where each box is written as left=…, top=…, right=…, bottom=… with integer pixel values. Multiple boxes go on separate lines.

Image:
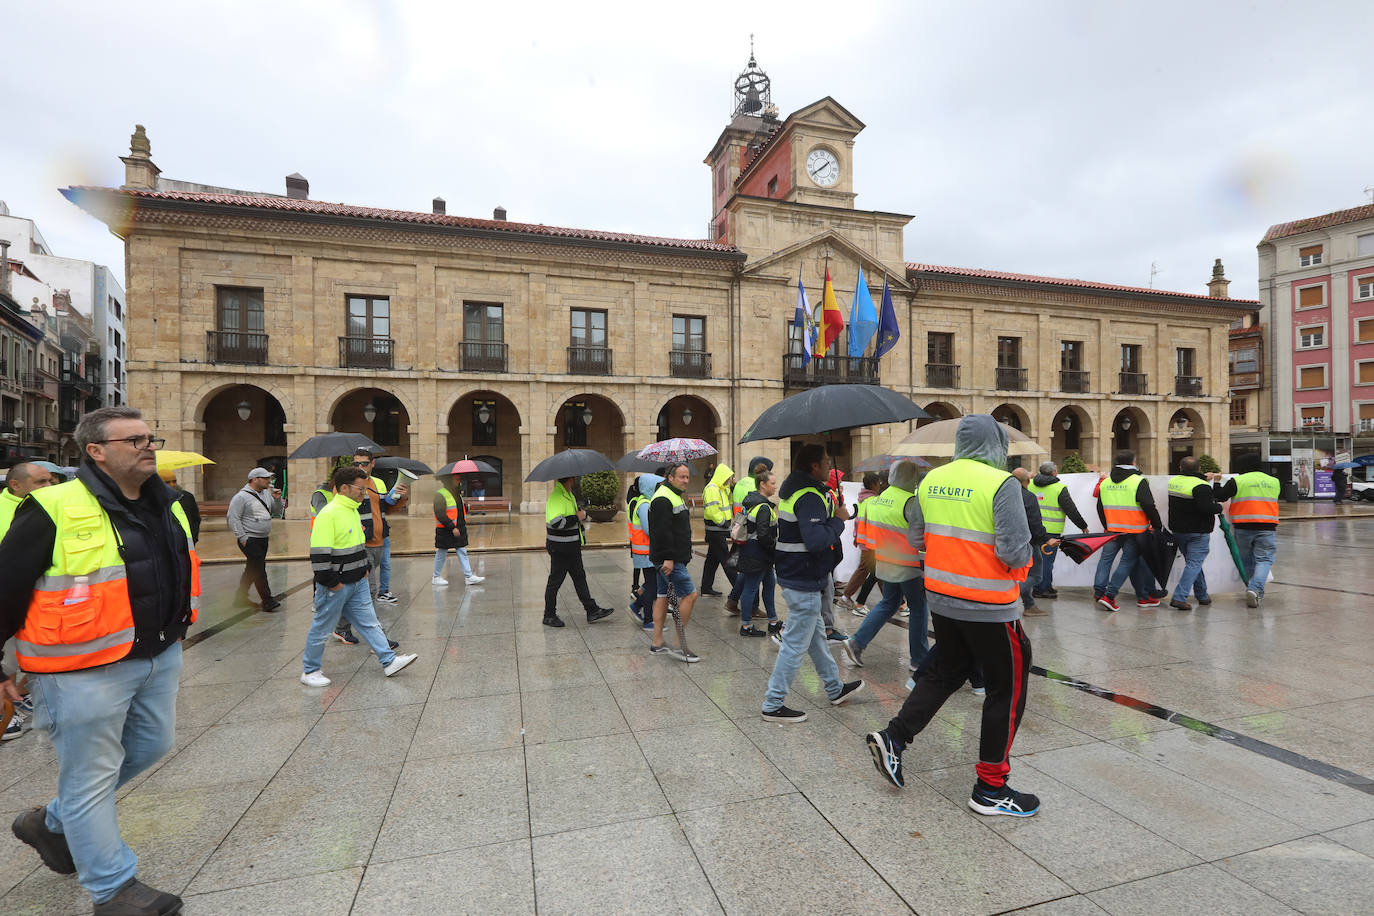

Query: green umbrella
left=1218, top=515, right=1246, bottom=580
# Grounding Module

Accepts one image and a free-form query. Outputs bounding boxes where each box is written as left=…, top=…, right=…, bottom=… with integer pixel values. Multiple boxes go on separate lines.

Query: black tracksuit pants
left=885, top=612, right=1031, bottom=789
left=700, top=529, right=736, bottom=592
left=545, top=548, right=597, bottom=617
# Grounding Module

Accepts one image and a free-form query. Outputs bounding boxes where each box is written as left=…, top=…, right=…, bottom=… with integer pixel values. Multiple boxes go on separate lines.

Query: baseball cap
left=248, top=467, right=273, bottom=481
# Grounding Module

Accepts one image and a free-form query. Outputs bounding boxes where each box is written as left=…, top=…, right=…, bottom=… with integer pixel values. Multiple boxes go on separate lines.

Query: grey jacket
left=907, top=415, right=1032, bottom=623
left=226, top=484, right=282, bottom=540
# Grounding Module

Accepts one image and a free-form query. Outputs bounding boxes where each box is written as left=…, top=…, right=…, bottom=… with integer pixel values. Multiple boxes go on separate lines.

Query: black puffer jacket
left=737, top=489, right=777, bottom=574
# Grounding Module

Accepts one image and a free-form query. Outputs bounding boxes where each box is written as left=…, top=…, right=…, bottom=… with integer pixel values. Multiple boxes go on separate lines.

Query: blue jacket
left=774, top=468, right=844, bottom=591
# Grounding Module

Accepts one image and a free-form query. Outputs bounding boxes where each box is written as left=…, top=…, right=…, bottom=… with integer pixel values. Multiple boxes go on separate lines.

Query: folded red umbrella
left=1055, top=532, right=1126, bottom=565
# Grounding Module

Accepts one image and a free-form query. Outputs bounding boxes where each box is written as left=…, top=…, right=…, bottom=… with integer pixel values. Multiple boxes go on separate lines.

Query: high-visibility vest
left=628, top=495, right=650, bottom=556
left=1027, top=480, right=1067, bottom=534
left=651, top=483, right=688, bottom=519
left=744, top=500, right=775, bottom=541
left=1099, top=474, right=1149, bottom=533
left=1229, top=471, right=1280, bottom=525
left=0, top=488, right=24, bottom=538
left=854, top=498, right=873, bottom=549
left=436, top=487, right=466, bottom=528
left=308, top=486, right=333, bottom=532
left=1167, top=475, right=1203, bottom=501
left=703, top=482, right=731, bottom=530
left=14, top=479, right=200, bottom=673
left=310, top=492, right=371, bottom=582
left=776, top=484, right=830, bottom=556
left=866, top=486, right=922, bottom=568
left=919, top=459, right=1024, bottom=605
left=731, top=477, right=756, bottom=516
left=545, top=482, right=584, bottom=545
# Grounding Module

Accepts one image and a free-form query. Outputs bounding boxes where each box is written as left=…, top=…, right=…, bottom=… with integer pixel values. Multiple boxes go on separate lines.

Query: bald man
left=0, top=462, right=55, bottom=537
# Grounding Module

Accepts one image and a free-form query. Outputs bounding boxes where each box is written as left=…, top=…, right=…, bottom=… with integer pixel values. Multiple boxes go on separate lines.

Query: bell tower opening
left=704, top=38, right=780, bottom=244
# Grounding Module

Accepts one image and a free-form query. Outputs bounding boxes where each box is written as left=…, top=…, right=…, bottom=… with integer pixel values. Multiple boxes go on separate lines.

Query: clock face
left=806, top=148, right=840, bottom=187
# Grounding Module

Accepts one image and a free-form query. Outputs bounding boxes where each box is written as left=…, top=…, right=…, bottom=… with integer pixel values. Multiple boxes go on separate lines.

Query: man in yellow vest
left=865, top=416, right=1038, bottom=817
left=0, top=461, right=56, bottom=536
left=1027, top=460, right=1088, bottom=599
left=1213, top=453, right=1280, bottom=606
left=1093, top=449, right=1166, bottom=612
left=724, top=456, right=773, bottom=614
left=699, top=463, right=736, bottom=596
left=647, top=462, right=700, bottom=660
left=543, top=476, right=614, bottom=627
left=1165, top=455, right=1223, bottom=610
left=0, top=407, right=199, bottom=914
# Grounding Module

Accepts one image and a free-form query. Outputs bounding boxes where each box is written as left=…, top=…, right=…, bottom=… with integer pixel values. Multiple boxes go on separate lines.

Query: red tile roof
left=62, top=186, right=741, bottom=255
left=906, top=263, right=1259, bottom=305
left=1262, top=203, right=1374, bottom=244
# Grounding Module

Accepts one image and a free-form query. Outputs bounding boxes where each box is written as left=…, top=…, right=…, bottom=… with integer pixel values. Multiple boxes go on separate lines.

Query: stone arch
left=317, top=379, right=420, bottom=437
left=649, top=391, right=724, bottom=434
left=189, top=378, right=295, bottom=434
left=1167, top=407, right=1207, bottom=473
left=1050, top=404, right=1095, bottom=464
left=329, top=386, right=413, bottom=458
left=198, top=383, right=290, bottom=501
left=445, top=390, right=524, bottom=498
left=919, top=401, right=961, bottom=428
left=552, top=392, right=626, bottom=458
left=545, top=386, right=628, bottom=429
left=439, top=383, right=528, bottom=428
left=1109, top=406, right=1152, bottom=470
left=990, top=403, right=1031, bottom=436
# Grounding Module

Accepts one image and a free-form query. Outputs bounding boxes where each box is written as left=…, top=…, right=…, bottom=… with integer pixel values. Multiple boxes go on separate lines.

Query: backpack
left=729, top=509, right=749, bottom=544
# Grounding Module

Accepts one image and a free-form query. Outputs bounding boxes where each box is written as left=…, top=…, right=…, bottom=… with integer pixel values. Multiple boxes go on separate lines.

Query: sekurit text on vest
left=926, top=486, right=974, bottom=501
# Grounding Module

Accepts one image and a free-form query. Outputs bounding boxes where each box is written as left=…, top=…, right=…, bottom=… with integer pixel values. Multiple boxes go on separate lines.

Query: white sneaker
left=465, top=575, right=485, bottom=585
left=432, top=576, right=449, bottom=586
left=383, top=653, right=418, bottom=677
left=895, top=607, right=910, bottom=620
left=300, top=671, right=331, bottom=687
left=851, top=604, right=869, bottom=617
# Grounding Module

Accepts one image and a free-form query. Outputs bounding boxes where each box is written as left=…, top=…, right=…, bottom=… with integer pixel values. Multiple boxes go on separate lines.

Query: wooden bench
left=467, top=496, right=513, bottom=522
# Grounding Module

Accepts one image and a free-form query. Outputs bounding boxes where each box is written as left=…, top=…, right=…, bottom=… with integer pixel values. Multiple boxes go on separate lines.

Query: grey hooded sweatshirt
left=906, top=414, right=1032, bottom=623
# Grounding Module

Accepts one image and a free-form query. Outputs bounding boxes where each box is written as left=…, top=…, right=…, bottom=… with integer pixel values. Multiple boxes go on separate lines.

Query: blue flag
left=874, top=276, right=900, bottom=359
left=793, top=275, right=814, bottom=366
left=847, top=266, right=877, bottom=357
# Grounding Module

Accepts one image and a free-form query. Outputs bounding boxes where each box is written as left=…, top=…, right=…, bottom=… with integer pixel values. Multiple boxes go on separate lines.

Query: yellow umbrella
left=156, top=450, right=215, bottom=472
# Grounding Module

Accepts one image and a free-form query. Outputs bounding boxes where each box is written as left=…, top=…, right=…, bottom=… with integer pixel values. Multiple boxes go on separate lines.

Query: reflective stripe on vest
left=628, top=496, right=650, bottom=555
left=436, top=488, right=464, bottom=528
left=15, top=480, right=199, bottom=673
left=545, top=482, right=584, bottom=545
left=866, top=487, right=921, bottom=568
left=744, top=500, right=774, bottom=541
left=776, top=485, right=828, bottom=554
left=1027, top=480, right=1067, bottom=534
left=1229, top=471, right=1280, bottom=525
left=854, top=500, right=873, bottom=549
left=308, top=487, right=332, bottom=532
left=919, top=459, right=1021, bottom=604
left=703, top=483, right=731, bottom=529
left=1099, top=474, right=1148, bottom=533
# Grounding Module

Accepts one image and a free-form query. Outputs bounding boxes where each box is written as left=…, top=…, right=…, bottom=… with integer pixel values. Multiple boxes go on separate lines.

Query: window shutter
left=1361, top=362, right=1374, bottom=385
left=1298, top=286, right=1323, bottom=307
left=1298, top=245, right=1322, bottom=257
left=1299, top=366, right=1325, bottom=389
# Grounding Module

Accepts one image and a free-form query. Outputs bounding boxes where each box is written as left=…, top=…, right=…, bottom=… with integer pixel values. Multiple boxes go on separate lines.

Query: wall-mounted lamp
left=236, top=400, right=251, bottom=421
left=682, top=407, right=693, bottom=426
left=363, top=402, right=377, bottom=424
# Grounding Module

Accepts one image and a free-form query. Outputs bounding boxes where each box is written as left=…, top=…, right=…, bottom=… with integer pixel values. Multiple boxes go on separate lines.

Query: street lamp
left=13, top=417, right=24, bottom=442
left=582, top=407, right=594, bottom=427
left=363, top=402, right=377, bottom=424
left=1119, top=415, right=1132, bottom=431
left=476, top=404, right=492, bottom=425
left=236, top=400, right=252, bottom=421
left=682, top=407, right=693, bottom=427
left=1061, top=416, right=1072, bottom=431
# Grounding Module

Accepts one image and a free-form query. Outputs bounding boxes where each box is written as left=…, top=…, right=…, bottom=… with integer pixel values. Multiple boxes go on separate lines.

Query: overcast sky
left=5, top=0, right=1373, bottom=302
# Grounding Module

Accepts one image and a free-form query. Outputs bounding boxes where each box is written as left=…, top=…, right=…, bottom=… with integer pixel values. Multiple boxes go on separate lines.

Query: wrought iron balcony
left=21, top=375, right=58, bottom=399
left=60, top=367, right=96, bottom=395
left=925, top=363, right=960, bottom=388
left=339, top=336, right=394, bottom=370
left=995, top=367, right=1028, bottom=391
left=1174, top=375, right=1203, bottom=397
left=1119, top=371, right=1148, bottom=395
left=1059, top=369, right=1090, bottom=393
left=461, top=341, right=508, bottom=373
left=207, top=331, right=269, bottom=365
left=669, top=350, right=711, bottom=378
left=567, top=346, right=613, bottom=375
left=782, top=354, right=879, bottom=388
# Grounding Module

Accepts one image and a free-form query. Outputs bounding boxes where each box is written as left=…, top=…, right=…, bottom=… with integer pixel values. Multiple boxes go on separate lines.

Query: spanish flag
left=815, top=267, right=844, bottom=357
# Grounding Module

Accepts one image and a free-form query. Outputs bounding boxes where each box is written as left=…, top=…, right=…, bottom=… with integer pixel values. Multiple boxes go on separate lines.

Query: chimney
left=119, top=124, right=161, bottom=191
left=1207, top=258, right=1230, bottom=298
left=493, top=206, right=507, bottom=221
left=285, top=173, right=309, bottom=200
left=432, top=197, right=446, bottom=215
left=0, top=239, right=9, bottom=297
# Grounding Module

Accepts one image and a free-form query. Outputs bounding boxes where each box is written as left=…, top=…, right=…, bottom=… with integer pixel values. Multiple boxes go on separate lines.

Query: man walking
left=227, top=467, right=283, bottom=612
left=761, top=445, right=863, bottom=722
left=1013, top=468, right=1057, bottom=617
left=1028, top=461, right=1088, bottom=599
left=699, top=463, right=736, bottom=597
left=0, top=460, right=56, bottom=536
left=1, top=406, right=199, bottom=914
left=725, top=456, right=773, bottom=614
left=334, top=450, right=405, bottom=644
left=1214, top=454, right=1280, bottom=607
left=1093, top=449, right=1164, bottom=612
left=865, top=415, right=1037, bottom=817
left=1166, top=456, right=1223, bottom=610
left=542, top=475, right=614, bottom=628
left=647, top=462, right=700, bottom=660
left=303, top=465, right=417, bottom=687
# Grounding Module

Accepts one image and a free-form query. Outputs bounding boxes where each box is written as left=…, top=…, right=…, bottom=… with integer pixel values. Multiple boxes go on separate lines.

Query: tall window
left=1298, top=366, right=1327, bottom=389
left=570, top=309, right=606, bottom=348
left=927, top=332, right=954, bottom=365
left=347, top=296, right=390, bottom=338
left=1176, top=347, right=1196, bottom=377
left=463, top=302, right=504, bottom=343
left=1300, top=406, right=1326, bottom=427
left=472, top=399, right=497, bottom=446
left=1060, top=340, right=1083, bottom=370
left=672, top=316, right=705, bottom=351
left=1230, top=399, right=1247, bottom=424
left=1121, top=344, right=1141, bottom=373
left=1357, top=277, right=1374, bottom=300
left=996, top=336, right=1021, bottom=368
left=787, top=319, right=806, bottom=355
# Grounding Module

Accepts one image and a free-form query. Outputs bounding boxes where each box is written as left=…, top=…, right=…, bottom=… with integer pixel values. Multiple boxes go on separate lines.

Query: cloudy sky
left=5, top=0, right=1372, bottom=301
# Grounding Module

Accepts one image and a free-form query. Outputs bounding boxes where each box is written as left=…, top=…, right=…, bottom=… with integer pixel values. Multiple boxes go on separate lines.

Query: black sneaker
left=740, top=625, right=766, bottom=637
left=387, top=639, right=400, bottom=650
left=762, top=705, right=807, bottom=723
left=11, top=807, right=75, bottom=874
left=865, top=730, right=904, bottom=788
left=586, top=606, right=614, bottom=623
left=649, top=644, right=678, bottom=659
left=332, top=628, right=359, bottom=646
left=542, top=615, right=566, bottom=628
left=830, top=680, right=865, bottom=706
left=700, top=588, right=724, bottom=597
left=261, top=598, right=282, bottom=612
left=92, top=878, right=182, bottom=916
left=968, top=781, right=1041, bottom=817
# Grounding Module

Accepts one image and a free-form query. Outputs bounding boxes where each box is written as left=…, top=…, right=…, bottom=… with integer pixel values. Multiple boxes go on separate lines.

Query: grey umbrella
left=616, top=451, right=665, bottom=473
left=374, top=456, right=434, bottom=475
left=739, top=385, right=929, bottom=443
left=288, top=432, right=383, bottom=459
left=525, top=448, right=616, bottom=482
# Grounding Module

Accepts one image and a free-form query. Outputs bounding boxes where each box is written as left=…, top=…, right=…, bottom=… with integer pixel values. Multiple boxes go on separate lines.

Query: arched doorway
left=446, top=391, right=522, bottom=498
left=1168, top=408, right=1206, bottom=473
left=557, top=394, right=625, bottom=462
left=201, top=384, right=289, bottom=501
left=990, top=403, right=1033, bottom=470
left=332, top=388, right=411, bottom=458
left=919, top=401, right=961, bottom=428
left=1050, top=406, right=1094, bottom=466
left=654, top=394, right=722, bottom=480
left=1110, top=407, right=1151, bottom=471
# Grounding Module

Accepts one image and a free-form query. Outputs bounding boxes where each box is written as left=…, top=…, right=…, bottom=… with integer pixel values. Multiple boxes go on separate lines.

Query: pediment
left=742, top=229, right=910, bottom=290
left=787, top=97, right=865, bottom=135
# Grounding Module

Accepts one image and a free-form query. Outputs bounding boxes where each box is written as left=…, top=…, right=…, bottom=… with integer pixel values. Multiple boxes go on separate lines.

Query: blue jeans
left=1235, top=528, right=1277, bottom=597
left=305, top=578, right=397, bottom=673
left=632, top=569, right=660, bottom=619
left=737, top=567, right=777, bottom=625
left=1094, top=535, right=1154, bottom=598
left=1037, top=544, right=1059, bottom=591
left=29, top=643, right=183, bottom=904
left=434, top=547, right=472, bottom=578
left=1171, top=532, right=1211, bottom=602
left=379, top=536, right=392, bottom=592
left=852, top=576, right=929, bottom=670
left=765, top=587, right=843, bottom=710
left=656, top=562, right=695, bottom=598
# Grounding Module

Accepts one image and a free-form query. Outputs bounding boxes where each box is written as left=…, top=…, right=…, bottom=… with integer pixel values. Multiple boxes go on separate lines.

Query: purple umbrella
left=636, top=438, right=718, bottom=465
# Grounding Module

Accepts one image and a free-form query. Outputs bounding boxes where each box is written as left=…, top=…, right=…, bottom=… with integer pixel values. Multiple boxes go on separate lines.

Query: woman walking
left=737, top=470, right=783, bottom=639
left=434, top=474, right=485, bottom=586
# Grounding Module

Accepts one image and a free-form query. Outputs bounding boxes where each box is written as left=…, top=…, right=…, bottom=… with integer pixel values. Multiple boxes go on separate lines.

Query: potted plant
left=1060, top=453, right=1087, bottom=473
left=579, top=470, right=621, bottom=522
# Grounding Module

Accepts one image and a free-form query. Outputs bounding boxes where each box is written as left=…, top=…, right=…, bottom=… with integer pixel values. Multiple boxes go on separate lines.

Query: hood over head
left=637, top=473, right=664, bottom=497
left=954, top=414, right=1009, bottom=468
left=708, top=463, right=734, bottom=490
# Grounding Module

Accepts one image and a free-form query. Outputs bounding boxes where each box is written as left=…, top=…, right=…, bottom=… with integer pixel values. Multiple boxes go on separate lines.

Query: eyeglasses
left=95, top=436, right=166, bottom=450
left=352, top=461, right=371, bottom=467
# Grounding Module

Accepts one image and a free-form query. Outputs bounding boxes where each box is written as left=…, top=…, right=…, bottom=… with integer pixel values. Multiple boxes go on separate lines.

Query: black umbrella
left=374, top=456, right=434, bottom=475
left=288, top=432, right=383, bottom=459
left=525, top=448, right=615, bottom=482
left=1056, top=532, right=1126, bottom=565
left=616, top=451, right=665, bottom=473
left=739, top=385, right=929, bottom=443
left=1134, top=529, right=1177, bottom=591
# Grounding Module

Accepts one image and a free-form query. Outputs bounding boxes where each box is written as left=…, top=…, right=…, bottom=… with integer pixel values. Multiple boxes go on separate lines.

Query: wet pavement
left=3, top=519, right=1374, bottom=913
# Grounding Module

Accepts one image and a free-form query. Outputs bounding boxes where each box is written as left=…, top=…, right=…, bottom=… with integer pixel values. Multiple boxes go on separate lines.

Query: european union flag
left=874, top=277, right=900, bottom=360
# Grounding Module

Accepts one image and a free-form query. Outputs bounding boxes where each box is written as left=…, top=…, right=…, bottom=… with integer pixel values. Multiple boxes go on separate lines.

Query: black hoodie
left=1096, top=465, right=1164, bottom=531
left=648, top=479, right=693, bottom=564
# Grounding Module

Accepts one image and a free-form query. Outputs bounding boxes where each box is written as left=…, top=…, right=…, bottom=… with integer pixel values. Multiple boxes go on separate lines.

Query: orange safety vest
left=1228, top=471, right=1281, bottom=525
left=627, top=495, right=650, bottom=556
left=854, top=498, right=873, bottom=549
left=1099, top=473, right=1149, bottom=533
left=866, top=486, right=922, bottom=569
left=436, top=487, right=466, bottom=528
left=919, top=459, right=1026, bottom=604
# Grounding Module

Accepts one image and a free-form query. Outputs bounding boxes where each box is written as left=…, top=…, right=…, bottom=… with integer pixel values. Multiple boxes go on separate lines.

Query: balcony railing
left=20, top=375, right=58, bottom=400
left=1174, top=375, right=1203, bottom=397
left=461, top=340, right=509, bottom=372
left=669, top=350, right=711, bottom=378
left=37, top=425, right=60, bottom=444
left=567, top=346, right=613, bottom=375
left=339, top=336, right=394, bottom=370
left=1119, top=371, right=1148, bottom=395
left=1060, top=369, right=1090, bottom=393
left=207, top=331, right=269, bottom=365
left=1301, top=417, right=1327, bottom=429
left=925, top=363, right=960, bottom=388
left=60, top=367, right=96, bottom=395
left=995, top=367, right=1028, bottom=391
left=782, top=354, right=879, bottom=388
